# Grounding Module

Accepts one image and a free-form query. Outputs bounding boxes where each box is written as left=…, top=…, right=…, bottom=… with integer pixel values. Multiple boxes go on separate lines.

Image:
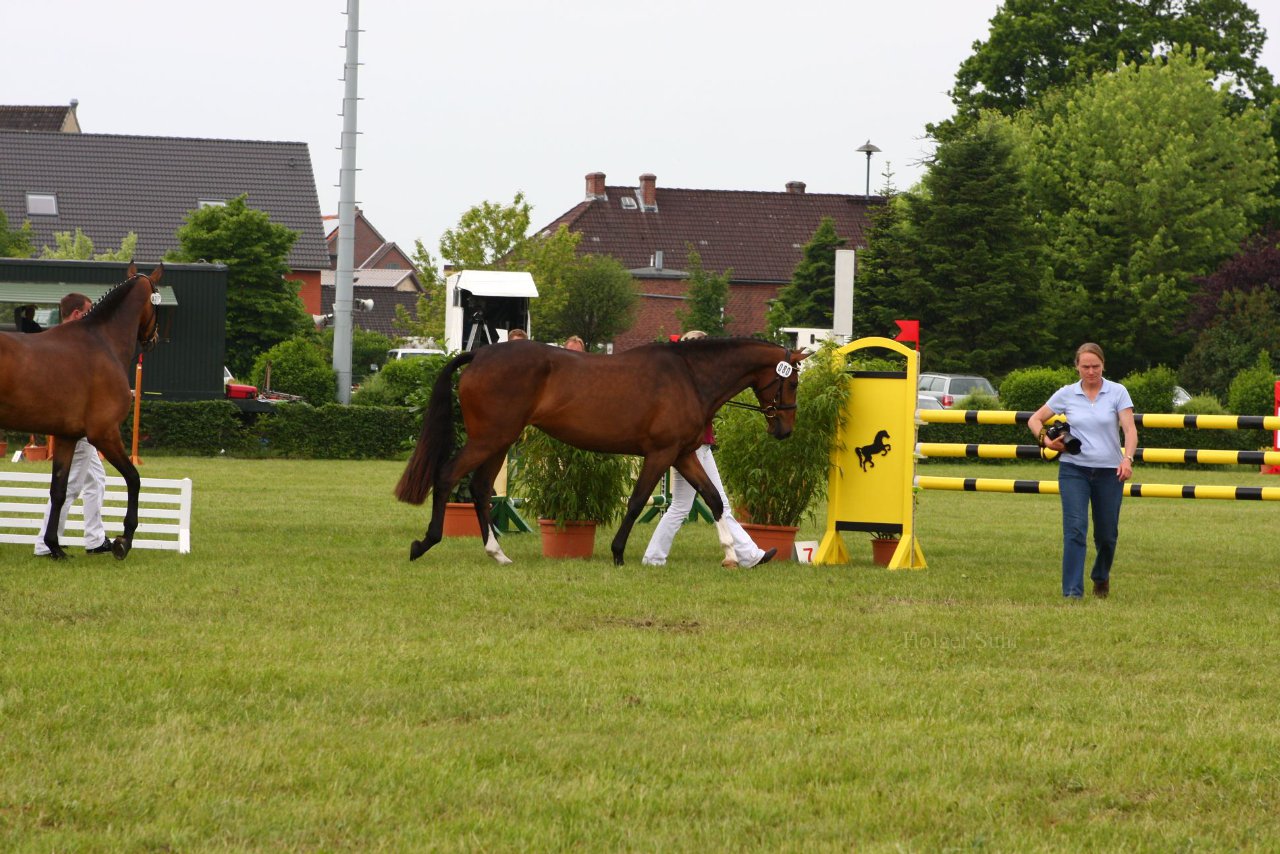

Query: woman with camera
left=1028, top=343, right=1138, bottom=599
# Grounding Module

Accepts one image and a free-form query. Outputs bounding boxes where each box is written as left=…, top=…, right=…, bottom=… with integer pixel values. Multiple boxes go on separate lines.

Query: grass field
left=2, top=455, right=1278, bottom=851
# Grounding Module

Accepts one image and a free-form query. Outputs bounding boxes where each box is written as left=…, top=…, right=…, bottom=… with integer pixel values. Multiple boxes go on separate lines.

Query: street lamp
left=856, top=140, right=881, bottom=197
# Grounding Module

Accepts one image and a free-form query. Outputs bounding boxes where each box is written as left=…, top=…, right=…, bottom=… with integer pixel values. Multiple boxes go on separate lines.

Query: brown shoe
left=1092, top=579, right=1110, bottom=598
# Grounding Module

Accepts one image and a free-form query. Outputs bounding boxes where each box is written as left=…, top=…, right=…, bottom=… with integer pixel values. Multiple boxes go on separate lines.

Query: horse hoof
left=111, top=539, right=129, bottom=560
left=409, top=540, right=427, bottom=561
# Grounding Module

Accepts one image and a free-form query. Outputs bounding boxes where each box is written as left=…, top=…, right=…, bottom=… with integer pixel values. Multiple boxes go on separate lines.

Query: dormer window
left=620, top=197, right=638, bottom=210
left=26, top=193, right=57, bottom=216
left=198, top=198, right=227, bottom=208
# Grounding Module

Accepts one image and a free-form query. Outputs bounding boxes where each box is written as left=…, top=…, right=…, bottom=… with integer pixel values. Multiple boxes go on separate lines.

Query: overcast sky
left=9, top=1, right=1280, bottom=260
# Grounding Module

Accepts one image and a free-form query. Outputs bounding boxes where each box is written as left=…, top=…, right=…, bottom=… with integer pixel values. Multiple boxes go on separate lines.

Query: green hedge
left=116, top=400, right=421, bottom=459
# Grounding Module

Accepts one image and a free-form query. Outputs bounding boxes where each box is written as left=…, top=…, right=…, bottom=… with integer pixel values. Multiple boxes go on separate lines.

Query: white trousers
left=34, top=438, right=108, bottom=554
left=643, top=444, right=765, bottom=567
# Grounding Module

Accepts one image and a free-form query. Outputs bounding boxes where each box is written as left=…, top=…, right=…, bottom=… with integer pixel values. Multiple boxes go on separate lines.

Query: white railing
left=0, top=472, right=191, bottom=554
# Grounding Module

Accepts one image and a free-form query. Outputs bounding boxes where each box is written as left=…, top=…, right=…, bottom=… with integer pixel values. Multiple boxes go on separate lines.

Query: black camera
left=1045, top=421, right=1082, bottom=455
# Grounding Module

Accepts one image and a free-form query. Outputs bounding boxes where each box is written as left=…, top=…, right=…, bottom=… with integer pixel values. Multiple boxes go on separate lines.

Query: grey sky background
left=9, top=1, right=1280, bottom=261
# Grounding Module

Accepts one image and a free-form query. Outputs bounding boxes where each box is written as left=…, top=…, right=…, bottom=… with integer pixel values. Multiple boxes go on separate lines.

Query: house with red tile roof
left=537, top=172, right=881, bottom=351
left=319, top=209, right=425, bottom=338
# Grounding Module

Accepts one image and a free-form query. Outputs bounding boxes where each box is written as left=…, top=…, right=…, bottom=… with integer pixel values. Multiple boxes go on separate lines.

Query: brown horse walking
left=0, top=263, right=162, bottom=559
left=395, top=337, right=806, bottom=565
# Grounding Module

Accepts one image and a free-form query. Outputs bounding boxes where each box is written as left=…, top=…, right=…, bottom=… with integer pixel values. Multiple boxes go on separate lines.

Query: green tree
left=549, top=255, right=637, bottom=350
left=317, top=326, right=393, bottom=384
left=855, top=116, right=1049, bottom=375
left=167, top=195, right=311, bottom=377
left=1013, top=49, right=1277, bottom=375
left=39, top=228, right=138, bottom=261
left=0, top=209, right=33, bottom=258
left=439, top=192, right=532, bottom=269
left=937, top=0, right=1275, bottom=135
left=675, top=245, right=730, bottom=335
left=391, top=239, right=447, bottom=344
left=767, top=217, right=846, bottom=334
left=513, top=224, right=582, bottom=341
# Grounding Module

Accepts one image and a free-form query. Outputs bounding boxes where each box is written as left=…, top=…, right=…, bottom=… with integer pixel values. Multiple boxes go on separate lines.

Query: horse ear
left=126, top=261, right=137, bottom=278
left=793, top=351, right=810, bottom=364
left=148, top=264, right=164, bottom=284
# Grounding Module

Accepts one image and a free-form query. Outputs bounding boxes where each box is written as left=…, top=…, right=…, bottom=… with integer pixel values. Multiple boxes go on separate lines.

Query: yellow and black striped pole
left=915, top=475, right=1280, bottom=501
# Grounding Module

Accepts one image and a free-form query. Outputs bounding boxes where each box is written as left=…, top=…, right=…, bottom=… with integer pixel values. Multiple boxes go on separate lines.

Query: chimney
left=638, top=173, right=657, bottom=212
left=785, top=181, right=807, bottom=194
left=585, top=172, right=607, bottom=201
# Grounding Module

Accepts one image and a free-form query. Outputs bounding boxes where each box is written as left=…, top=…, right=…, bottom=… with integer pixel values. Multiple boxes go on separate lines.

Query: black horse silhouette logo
left=856, top=429, right=891, bottom=472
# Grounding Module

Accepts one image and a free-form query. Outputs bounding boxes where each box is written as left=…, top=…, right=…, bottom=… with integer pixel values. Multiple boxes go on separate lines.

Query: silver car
left=917, top=373, right=997, bottom=408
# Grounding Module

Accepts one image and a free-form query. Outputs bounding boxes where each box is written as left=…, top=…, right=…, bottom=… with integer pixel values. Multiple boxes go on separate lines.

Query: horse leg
left=715, top=518, right=737, bottom=568
left=410, top=440, right=508, bottom=562
left=469, top=451, right=513, bottom=565
left=38, top=439, right=77, bottom=560
left=611, top=454, right=677, bottom=566
left=95, top=435, right=139, bottom=560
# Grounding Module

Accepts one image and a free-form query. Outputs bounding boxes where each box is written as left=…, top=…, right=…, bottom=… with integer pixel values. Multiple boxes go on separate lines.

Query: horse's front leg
left=611, top=455, right=675, bottom=566
left=38, top=440, right=77, bottom=560
left=96, top=438, right=139, bottom=560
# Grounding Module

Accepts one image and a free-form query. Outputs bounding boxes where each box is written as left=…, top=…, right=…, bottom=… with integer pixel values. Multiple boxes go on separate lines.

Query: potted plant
left=512, top=427, right=634, bottom=558
left=715, top=340, right=851, bottom=560
left=869, top=530, right=901, bottom=567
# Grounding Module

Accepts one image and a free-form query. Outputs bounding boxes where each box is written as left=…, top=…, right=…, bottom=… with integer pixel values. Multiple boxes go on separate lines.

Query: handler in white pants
left=34, top=438, right=110, bottom=556
left=642, top=443, right=773, bottom=568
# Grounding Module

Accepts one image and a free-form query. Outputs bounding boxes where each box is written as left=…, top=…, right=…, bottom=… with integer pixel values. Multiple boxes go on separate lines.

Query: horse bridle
left=723, top=348, right=798, bottom=420
left=133, top=273, right=161, bottom=352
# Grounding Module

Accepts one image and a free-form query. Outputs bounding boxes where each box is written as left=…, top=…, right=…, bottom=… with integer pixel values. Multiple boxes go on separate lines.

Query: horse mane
left=84, top=274, right=143, bottom=320
left=668, top=336, right=777, bottom=355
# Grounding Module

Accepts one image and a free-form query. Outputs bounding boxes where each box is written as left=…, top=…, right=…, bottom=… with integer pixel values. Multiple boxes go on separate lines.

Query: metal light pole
left=856, top=140, right=880, bottom=197
left=333, top=0, right=361, bottom=404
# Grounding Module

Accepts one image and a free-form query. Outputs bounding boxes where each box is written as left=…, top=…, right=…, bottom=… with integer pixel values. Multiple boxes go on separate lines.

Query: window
left=26, top=193, right=57, bottom=216
left=198, top=198, right=227, bottom=208
left=620, top=197, right=638, bottom=210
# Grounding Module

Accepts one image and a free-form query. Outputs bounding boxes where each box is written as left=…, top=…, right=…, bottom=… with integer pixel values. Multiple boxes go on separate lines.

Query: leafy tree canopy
left=937, top=0, right=1275, bottom=138
left=767, top=217, right=846, bottom=334
left=166, top=195, right=311, bottom=377
left=676, top=246, right=731, bottom=336
left=546, top=254, right=637, bottom=350
left=439, top=192, right=532, bottom=270
left=1012, top=48, right=1277, bottom=374
left=0, top=208, right=33, bottom=258
left=40, top=228, right=138, bottom=261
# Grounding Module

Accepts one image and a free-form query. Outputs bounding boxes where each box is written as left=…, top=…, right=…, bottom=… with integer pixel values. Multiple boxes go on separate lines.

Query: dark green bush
left=997, top=367, right=1076, bottom=411
left=1226, top=351, right=1275, bottom=450
left=125, top=400, right=249, bottom=455
left=252, top=403, right=420, bottom=459
left=1122, top=365, right=1180, bottom=414
left=352, top=356, right=446, bottom=407
left=251, top=337, right=338, bottom=405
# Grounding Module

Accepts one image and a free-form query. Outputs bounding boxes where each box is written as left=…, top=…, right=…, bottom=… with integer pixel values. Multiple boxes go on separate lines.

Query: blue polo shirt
left=1046, top=379, right=1134, bottom=468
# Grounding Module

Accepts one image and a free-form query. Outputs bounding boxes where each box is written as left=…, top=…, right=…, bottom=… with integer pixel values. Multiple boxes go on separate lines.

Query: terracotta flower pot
left=739, top=522, right=798, bottom=562
left=22, top=442, right=49, bottom=462
left=538, top=519, right=597, bottom=559
left=871, top=537, right=899, bottom=567
left=442, top=502, right=483, bottom=537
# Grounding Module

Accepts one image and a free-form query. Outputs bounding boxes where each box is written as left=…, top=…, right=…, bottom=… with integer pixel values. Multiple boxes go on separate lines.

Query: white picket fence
left=0, top=471, right=191, bottom=554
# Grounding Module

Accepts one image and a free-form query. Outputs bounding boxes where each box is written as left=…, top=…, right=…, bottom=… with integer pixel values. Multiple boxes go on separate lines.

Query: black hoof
left=42, top=551, right=68, bottom=561
left=111, top=538, right=129, bottom=560
left=409, top=540, right=427, bottom=561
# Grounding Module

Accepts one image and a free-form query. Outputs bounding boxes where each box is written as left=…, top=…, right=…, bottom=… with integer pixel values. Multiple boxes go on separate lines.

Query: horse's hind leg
left=469, top=451, right=512, bottom=565
left=409, top=440, right=508, bottom=562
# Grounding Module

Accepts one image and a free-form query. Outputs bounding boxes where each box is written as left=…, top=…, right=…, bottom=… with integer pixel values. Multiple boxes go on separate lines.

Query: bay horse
left=395, top=337, right=806, bottom=565
left=0, top=263, right=162, bottom=559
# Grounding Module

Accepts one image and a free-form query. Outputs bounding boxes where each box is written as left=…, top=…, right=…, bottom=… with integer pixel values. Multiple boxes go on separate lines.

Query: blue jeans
left=1057, top=462, right=1123, bottom=597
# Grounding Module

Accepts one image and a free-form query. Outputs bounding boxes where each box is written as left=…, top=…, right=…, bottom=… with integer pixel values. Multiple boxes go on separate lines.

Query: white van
left=387, top=347, right=445, bottom=361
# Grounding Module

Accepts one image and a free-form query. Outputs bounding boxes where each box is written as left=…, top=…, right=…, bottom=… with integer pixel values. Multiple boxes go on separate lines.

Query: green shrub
left=125, top=400, right=249, bottom=455
left=251, top=337, right=337, bottom=405
left=252, top=403, right=420, bottom=459
left=513, top=427, right=633, bottom=526
left=1122, top=365, right=1180, bottom=414
left=352, top=355, right=449, bottom=407
left=1226, top=351, right=1275, bottom=450
left=997, top=366, right=1076, bottom=411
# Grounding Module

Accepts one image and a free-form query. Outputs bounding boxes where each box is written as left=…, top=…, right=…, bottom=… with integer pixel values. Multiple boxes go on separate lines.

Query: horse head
left=749, top=345, right=807, bottom=439
left=130, top=263, right=163, bottom=351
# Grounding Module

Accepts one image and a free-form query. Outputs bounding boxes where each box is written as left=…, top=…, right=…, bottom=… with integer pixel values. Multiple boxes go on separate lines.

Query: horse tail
left=395, top=351, right=476, bottom=505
